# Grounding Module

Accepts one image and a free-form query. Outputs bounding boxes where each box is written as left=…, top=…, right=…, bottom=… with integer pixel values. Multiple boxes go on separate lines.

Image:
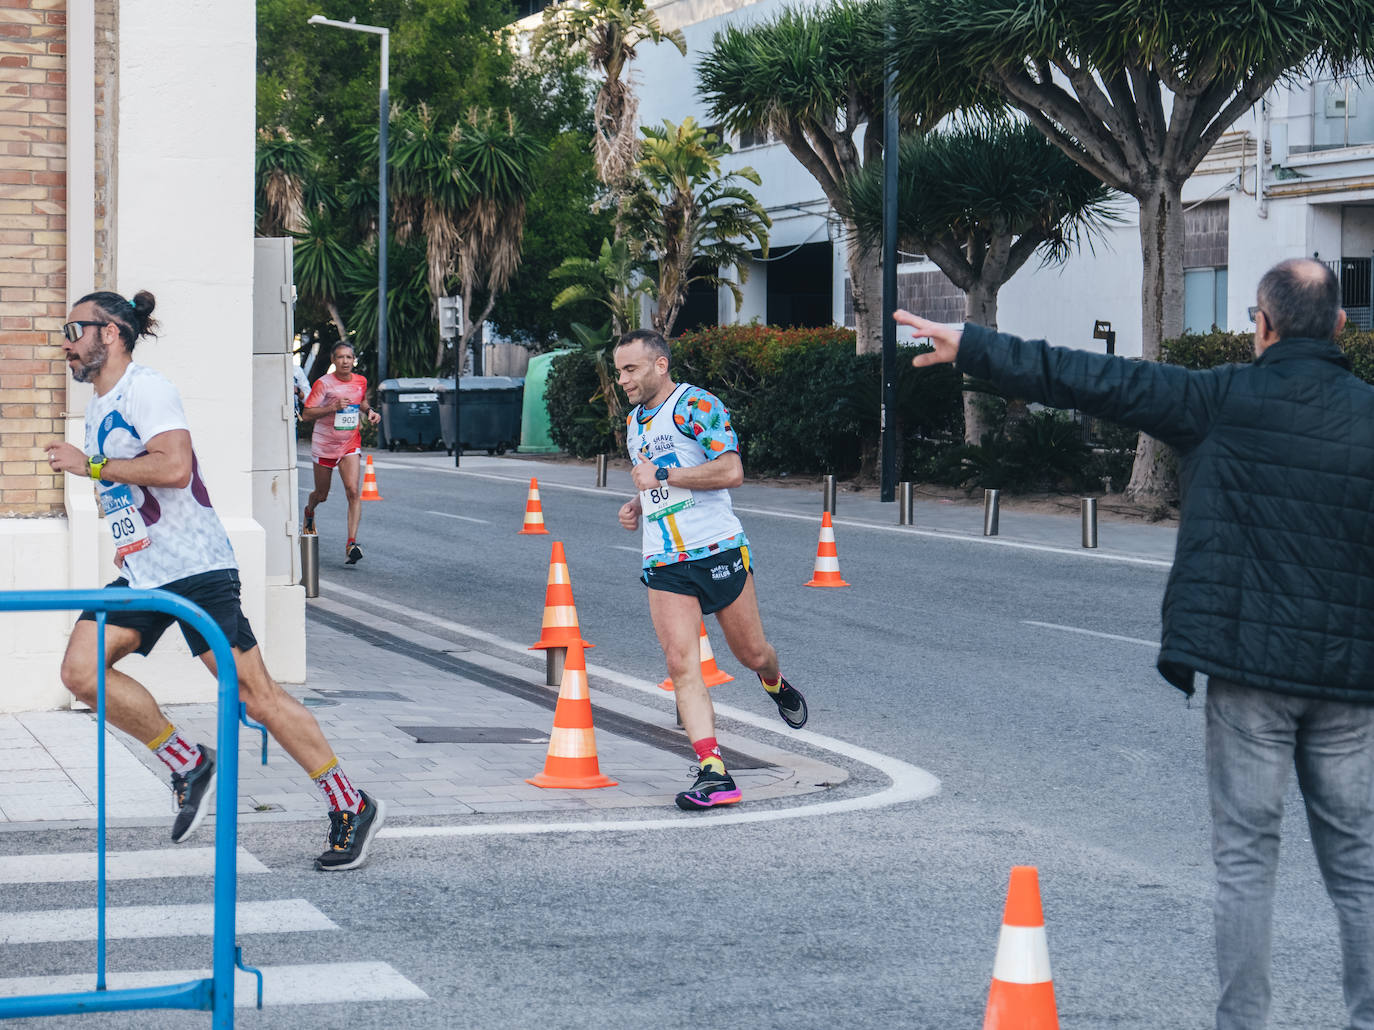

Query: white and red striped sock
left=310, top=757, right=362, bottom=814
left=148, top=725, right=201, bottom=775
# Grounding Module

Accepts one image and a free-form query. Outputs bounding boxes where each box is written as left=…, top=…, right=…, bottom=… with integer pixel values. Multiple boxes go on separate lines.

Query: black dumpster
left=378, top=377, right=444, bottom=451
left=438, top=376, right=525, bottom=455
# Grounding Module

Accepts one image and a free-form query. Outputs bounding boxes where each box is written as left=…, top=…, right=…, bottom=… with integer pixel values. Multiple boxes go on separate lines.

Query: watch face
left=656, top=466, right=669, bottom=480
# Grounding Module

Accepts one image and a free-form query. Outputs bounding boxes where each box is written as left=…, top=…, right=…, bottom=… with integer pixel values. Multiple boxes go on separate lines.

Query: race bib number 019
left=99, top=484, right=151, bottom=558
left=643, top=481, right=696, bottom=522
left=334, top=404, right=360, bottom=430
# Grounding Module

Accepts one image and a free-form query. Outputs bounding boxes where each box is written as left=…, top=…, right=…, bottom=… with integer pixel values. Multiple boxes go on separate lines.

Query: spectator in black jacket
left=896, top=258, right=1374, bottom=1030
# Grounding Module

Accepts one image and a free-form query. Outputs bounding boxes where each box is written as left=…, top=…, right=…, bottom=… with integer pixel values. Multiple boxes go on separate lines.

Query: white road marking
left=0, top=962, right=427, bottom=1006
left=424, top=510, right=491, bottom=524
left=609, top=545, right=640, bottom=553
left=1023, top=620, right=1158, bottom=648
left=318, top=581, right=940, bottom=838
left=0, top=899, right=335, bottom=945
left=349, top=459, right=1173, bottom=567
left=0, top=847, right=269, bottom=885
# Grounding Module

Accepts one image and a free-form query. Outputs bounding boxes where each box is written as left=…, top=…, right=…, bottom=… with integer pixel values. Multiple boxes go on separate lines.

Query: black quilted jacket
left=958, top=322, right=1374, bottom=701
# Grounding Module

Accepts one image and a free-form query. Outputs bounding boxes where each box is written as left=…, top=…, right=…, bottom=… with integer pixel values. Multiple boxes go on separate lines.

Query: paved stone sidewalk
left=0, top=594, right=846, bottom=831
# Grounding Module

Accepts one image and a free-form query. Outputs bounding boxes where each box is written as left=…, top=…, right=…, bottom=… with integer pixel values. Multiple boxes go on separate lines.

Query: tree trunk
left=962, top=279, right=999, bottom=446
left=1125, top=181, right=1186, bottom=504
left=849, top=237, right=883, bottom=356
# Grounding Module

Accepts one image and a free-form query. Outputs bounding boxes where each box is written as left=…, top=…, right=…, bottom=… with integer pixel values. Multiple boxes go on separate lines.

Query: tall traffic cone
left=983, top=866, right=1059, bottom=1030
left=658, top=621, right=735, bottom=691
left=805, top=511, right=849, bottom=587
left=529, top=541, right=593, bottom=651
left=517, top=477, right=550, bottom=535
left=360, top=455, right=382, bottom=501
left=526, top=641, right=616, bottom=789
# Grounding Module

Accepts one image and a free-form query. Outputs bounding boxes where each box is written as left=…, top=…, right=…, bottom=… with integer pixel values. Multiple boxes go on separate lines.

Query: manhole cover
left=301, top=696, right=340, bottom=709
left=397, top=726, right=549, bottom=744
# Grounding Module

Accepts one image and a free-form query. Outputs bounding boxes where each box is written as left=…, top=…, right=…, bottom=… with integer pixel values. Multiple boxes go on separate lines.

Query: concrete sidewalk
left=0, top=589, right=845, bottom=831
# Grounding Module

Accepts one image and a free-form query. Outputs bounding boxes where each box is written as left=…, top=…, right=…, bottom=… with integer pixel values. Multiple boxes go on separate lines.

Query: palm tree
left=618, top=117, right=771, bottom=336
left=386, top=103, right=470, bottom=307
left=449, top=109, right=546, bottom=373
left=292, top=208, right=357, bottom=377
left=255, top=129, right=313, bottom=237
left=891, top=0, right=1374, bottom=500
left=847, top=121, right=1120, bottom=443
left=697, top=0, right=908, bottom=355
left=534, top=0, right=686, bottom=190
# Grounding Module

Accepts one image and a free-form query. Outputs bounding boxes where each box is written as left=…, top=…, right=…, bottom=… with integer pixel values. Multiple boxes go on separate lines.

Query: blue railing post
left=0, top=588, right=246, bottom=1025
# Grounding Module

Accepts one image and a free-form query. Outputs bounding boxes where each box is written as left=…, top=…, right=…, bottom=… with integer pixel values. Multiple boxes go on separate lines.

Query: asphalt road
left=0, top=451, right=1350, bottom=1028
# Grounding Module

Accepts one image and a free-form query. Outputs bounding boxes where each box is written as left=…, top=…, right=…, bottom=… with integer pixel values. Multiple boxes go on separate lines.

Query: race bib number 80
left=643, top=481, right=696, bottom=522
left=99, top=484, right=151, bottom=559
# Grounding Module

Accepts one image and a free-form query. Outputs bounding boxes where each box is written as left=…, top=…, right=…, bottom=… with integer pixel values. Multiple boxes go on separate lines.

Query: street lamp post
left=307, top=15, right=390, bottom=394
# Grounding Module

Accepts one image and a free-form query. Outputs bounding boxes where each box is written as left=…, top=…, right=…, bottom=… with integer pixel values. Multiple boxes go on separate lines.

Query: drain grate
left=397, top=725, right=548, bottom=745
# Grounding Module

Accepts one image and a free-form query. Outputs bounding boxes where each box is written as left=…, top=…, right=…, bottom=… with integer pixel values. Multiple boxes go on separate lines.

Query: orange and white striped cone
left=983, top=866, right=1059, bottom=1030
left=805, top=511, right=849, bottom=587
left=526, top=641, right=616, bottom=789
left=517, top=477, right=550, bottom=535
left=529, top=541, right=593, bottom=651
left=657, top=621, right=735, bottom=691
left=360, top=455, right=382, bottom=501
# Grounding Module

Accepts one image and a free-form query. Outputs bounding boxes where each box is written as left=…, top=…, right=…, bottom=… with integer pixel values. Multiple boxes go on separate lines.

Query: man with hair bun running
left=45, top=289, right=385, bottom=871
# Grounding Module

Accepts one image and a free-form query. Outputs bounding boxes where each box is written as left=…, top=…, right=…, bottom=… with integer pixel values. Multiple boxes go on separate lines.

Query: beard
left=69, top=340, right=109, bottom=383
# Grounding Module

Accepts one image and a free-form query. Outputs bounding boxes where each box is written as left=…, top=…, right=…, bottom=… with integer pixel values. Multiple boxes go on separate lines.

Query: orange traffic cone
left=517, top=477, right=550, bottom=535
left=805, top=511, right=849, bottom=587
left=529, top=541, right=593, bottom=651
left=526, top=641, right=617, bottom=789
left=658, top=621, right=735, bottom=691
left=360, top=455, right=382, bottom=501
left=983, top=866, right=1059, bottom=1030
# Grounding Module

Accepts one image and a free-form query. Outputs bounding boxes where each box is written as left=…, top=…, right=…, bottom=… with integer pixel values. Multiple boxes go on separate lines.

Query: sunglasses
left=62, top=320, right=111, bottom=343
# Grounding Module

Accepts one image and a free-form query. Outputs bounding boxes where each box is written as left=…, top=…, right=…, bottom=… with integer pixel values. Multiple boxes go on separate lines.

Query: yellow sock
left=761, top=673, right=782, bottom=694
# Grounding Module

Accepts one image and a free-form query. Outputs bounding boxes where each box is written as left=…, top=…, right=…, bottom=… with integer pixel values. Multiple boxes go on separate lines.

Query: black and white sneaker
left=762, top=674, right=808, bottom=729
left=675, top=765, right=742, bottom=810
left=170, top=747, right=216, bottom=844
left=315, top=791, right=386, bottom=871
left=345, top=541, right=363, bottom=565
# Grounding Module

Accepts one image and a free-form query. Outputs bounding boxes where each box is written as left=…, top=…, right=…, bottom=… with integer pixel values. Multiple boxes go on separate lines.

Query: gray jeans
left=1207, top=678, right=1374, bottom=1030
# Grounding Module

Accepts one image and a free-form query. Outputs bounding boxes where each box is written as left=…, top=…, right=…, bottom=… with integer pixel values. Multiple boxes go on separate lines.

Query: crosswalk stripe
left=0, top=848, right=270, bottom=885
left=0, top=899, right=335, bottom=945
left=0, top=961, right=428, bottom=1006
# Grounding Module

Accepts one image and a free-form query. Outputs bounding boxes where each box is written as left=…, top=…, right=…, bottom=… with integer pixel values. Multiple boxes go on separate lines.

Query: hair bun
left=129, top=290, right=158, bottom=335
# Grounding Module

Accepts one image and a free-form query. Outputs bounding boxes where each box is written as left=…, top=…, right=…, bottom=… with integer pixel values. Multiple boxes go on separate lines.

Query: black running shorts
left=640, top=546, right=752, bottom=615
left=78, top=569, right=259, bottom=658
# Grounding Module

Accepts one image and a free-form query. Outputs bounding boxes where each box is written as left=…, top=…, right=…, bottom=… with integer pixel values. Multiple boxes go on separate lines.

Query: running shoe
left=315, top=791, right=387, bottom=871
left=170, top=747, right=216, bottom=844
left=345, top=541, right=363, bottom=564
left=761, top=674, right=808, bottom=729
left=302, top=508, right=315, bottom=535
left=675, top=765, right=742, bottom=810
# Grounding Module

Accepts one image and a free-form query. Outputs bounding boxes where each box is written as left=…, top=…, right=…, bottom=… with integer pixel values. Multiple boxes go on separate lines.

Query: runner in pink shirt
left=301, top=341, right=380, bottom=564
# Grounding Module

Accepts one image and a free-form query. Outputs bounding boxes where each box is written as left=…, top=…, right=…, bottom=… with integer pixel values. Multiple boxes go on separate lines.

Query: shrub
left=545, top=349, right=619, bottom=458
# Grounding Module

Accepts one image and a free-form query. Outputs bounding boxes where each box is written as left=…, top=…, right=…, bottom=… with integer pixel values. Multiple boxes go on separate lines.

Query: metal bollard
left=546, top=646, right=565, bottom=687
left=595, top=453, right=608, bottom=488
left=899, top=481, right=914, bottom=525
left=300, top=532, right=319, bottom=598
left=983, top=488, right=1000, bottom=536
left=1082, top=497, right=1099, bottom=549
left=822, top=474, right=837, bottom=514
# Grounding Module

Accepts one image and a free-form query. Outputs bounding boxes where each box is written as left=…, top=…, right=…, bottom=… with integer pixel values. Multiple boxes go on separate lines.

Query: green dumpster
left=519, top=349, right=572, bottom=454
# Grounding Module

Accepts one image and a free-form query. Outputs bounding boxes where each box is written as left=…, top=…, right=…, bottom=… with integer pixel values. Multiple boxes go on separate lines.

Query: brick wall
left=0, top=0, right=67, bottom=514
left=845, top=267, right=967, bottom=327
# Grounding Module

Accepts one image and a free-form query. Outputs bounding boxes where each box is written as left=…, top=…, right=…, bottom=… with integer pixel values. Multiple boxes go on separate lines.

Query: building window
left=1184, top=267, right=1228, bottom=333
left=737, top=125, right=773, bottom=150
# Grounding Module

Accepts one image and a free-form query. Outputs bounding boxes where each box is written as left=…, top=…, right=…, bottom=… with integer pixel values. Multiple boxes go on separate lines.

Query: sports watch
left=88, top=454, right=108, bottom=480
left=655, top=466, right=669, bottom=482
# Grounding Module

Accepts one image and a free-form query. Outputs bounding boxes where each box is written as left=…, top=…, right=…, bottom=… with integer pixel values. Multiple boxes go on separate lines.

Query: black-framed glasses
left=1247, top=305, right=1265, bottom=324
left=62, top=320, right=110, bottom=343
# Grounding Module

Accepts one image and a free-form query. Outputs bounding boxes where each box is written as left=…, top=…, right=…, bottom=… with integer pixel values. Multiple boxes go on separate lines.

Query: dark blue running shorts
left=77, top=569, right=259, bottom=657
left=640, top=546, right=752, bottom=615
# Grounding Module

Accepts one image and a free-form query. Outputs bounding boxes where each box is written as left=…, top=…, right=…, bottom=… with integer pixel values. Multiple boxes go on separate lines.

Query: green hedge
left=1162, top=325, right=1374, bottom=381
left=545, top=348, right=619, bottom=458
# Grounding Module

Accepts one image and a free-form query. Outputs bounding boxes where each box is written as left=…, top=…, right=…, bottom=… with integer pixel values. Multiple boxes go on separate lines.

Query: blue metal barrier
left=0, top=588, right=249, bottom=1027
